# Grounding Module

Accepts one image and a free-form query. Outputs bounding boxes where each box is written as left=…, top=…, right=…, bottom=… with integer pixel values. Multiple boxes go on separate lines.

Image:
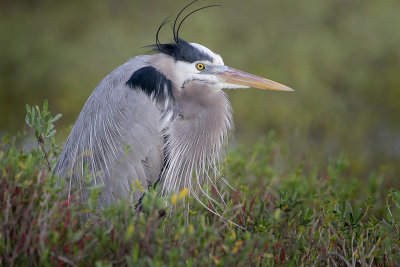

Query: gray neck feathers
left=160, top=81, right=233, bottom=204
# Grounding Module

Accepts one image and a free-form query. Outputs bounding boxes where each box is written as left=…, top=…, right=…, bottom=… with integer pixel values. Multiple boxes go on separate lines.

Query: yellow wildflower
left=178, top=188, right=189, bottom=200
left=235, top=240, right=243, bottom=246
left=125, top=225, right=135, bottom=240
left=188, top=224, right=194, bottom=235
left=171, top=194, right=177, bottom=205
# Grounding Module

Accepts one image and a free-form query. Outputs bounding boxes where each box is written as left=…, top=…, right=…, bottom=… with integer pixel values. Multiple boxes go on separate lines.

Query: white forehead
left=190, top=42, right=224, bottom=65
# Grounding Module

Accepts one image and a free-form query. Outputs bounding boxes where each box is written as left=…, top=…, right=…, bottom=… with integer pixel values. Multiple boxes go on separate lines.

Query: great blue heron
left=55, top=2, right=293, bottom=211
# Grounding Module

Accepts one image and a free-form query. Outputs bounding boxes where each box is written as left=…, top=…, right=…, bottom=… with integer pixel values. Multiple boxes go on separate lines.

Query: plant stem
left=38, top=136, right=51, bottom=172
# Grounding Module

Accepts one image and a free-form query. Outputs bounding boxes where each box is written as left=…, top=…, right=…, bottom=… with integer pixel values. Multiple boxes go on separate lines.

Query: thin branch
left=329, top=252, right=352, bottom=267
left=38, top=135, right=51, bottom=172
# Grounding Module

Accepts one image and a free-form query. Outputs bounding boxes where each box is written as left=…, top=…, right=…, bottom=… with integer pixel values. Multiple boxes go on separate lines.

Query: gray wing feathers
left=55, top=56, right=164, bottom=207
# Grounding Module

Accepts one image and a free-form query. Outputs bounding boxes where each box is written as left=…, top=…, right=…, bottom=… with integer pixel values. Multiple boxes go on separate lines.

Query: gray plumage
left=55, top=56, right=164, bottom=205
left=55, top=53, right=232, bottom=207
left=55, top=20, right=293, bottom=210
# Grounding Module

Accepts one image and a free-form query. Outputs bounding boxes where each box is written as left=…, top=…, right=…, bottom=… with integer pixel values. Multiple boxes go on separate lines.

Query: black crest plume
left=152, top=0, right=220, bottom=63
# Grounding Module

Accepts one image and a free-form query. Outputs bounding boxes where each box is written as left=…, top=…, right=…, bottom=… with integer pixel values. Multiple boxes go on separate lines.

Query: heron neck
left=160, top=81, right=233, bottom=195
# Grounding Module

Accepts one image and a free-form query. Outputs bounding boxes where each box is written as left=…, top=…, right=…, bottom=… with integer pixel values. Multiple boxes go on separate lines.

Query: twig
left=329, top=252, right=352, bottom=267
left=52, top=254, right=77, bottom=267
left=38, top=135, right=51, bottom=172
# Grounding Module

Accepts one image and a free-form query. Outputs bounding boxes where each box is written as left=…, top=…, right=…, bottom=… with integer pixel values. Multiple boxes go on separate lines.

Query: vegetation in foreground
left=1, top=102, right=399, bottom=266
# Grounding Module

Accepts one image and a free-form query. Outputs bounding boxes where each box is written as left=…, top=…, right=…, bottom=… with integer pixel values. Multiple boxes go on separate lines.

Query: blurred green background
left=1, top=0, right=399, bottom=182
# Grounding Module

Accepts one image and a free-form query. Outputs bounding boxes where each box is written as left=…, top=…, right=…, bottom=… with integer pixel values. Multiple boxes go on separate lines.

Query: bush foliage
left=1, top=102, right=399, bottom=266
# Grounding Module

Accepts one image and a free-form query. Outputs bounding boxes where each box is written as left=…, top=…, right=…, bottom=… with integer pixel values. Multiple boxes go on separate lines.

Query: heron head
left=152, top=39, right=293, bottom=92
left=149, top=0, right=293, bottom=93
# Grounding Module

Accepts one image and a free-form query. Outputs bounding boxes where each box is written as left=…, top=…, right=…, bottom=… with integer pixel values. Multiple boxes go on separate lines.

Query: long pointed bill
left=217, top=66, right=294, bottom=91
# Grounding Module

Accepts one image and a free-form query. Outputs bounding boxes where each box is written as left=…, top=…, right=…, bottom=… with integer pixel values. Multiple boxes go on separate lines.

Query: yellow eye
left=196, top=63, right=205, bottom=70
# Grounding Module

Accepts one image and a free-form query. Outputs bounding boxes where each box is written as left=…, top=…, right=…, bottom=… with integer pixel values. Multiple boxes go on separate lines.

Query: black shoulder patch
left=126, top=66, right=174, bottom=102
left=152, top=39, right=214, bottom=63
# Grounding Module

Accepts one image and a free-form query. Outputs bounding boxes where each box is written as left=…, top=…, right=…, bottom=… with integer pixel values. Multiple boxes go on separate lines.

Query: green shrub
left=0, top=100, right=399, bottom=266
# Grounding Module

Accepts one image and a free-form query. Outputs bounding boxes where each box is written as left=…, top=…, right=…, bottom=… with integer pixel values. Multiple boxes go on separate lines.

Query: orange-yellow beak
left=217, top=66, right=294, bottom=91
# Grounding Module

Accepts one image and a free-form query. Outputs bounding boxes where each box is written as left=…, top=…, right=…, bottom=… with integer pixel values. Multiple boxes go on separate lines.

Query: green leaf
left=43, top=99, right=48, bottom=113
left=52, top=114, right=62, bottom=123
left=25, top=114, right=30, bottom=126
left=31, top=107, right=35, bottom=121
left=35, top=106, right=42, bottom=120
left=25, top=104, right=31, bottom=114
